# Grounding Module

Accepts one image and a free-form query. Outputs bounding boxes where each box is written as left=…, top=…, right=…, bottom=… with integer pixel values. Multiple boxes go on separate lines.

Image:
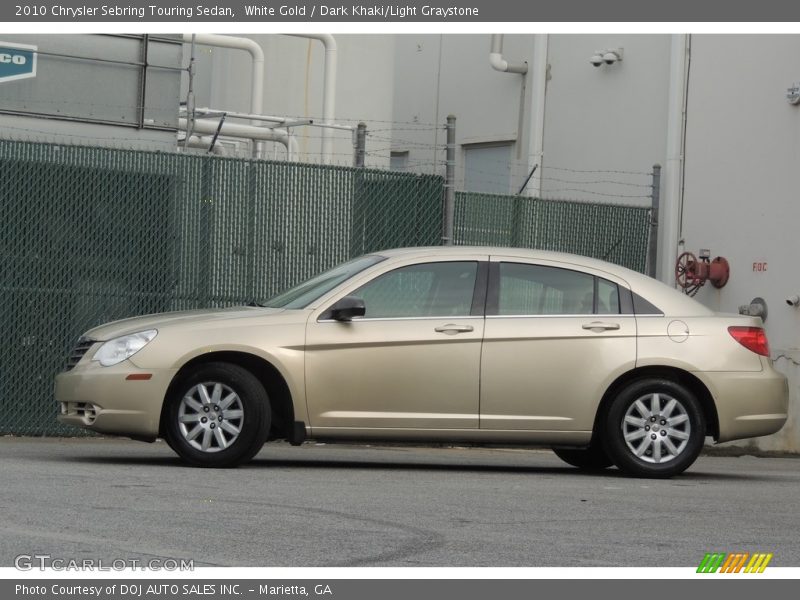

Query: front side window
left=496, top=263, right=620, bottom=316
left=353, top=261, right=478, bottom=318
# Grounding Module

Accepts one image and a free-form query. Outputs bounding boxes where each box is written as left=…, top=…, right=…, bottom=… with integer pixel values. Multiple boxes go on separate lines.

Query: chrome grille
left=65, top=337, right=95, bottom=370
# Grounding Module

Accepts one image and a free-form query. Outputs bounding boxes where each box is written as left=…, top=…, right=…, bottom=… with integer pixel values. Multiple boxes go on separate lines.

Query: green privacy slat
left=0, top=139, right=649, bottom=436
left=453, top=191, right=651, bottom=273
left=0, top=139, right=443, bottom=435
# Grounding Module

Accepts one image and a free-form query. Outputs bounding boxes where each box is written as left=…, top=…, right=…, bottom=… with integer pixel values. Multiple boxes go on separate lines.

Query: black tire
left=164, top=362, right=271, bottom=468
left=553, top=444, right=614, bottom=470
left=602, top=378, right=705, bottom=478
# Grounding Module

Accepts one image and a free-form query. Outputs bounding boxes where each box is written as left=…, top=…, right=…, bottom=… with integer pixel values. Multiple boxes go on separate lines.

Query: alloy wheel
left=178, top=382, right=245, bottom=453
left=621, top=392, right=691, bottom=464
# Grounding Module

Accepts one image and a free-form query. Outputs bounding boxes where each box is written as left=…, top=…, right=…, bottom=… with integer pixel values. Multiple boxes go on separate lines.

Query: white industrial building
left=385, top=34, right=800, bottom=453
left=1, top=32, right=797, bottom=452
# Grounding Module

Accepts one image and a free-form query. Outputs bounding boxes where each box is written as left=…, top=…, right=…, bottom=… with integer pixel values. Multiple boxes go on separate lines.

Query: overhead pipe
left=192, top=107, right=313, bottom=128
left=182, top=34, right=265, bottom=155
left=489, top=34, right=528, bottom=75
left=178, top=118, right=298, bottom=161
left=184, top=135, right=228, bottom=156
left=286, top=34, right=337, bottom=164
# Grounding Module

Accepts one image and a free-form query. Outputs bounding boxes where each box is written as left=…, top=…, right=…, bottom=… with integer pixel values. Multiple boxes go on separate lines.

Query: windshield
left=262, top=255, right=386, bottom=309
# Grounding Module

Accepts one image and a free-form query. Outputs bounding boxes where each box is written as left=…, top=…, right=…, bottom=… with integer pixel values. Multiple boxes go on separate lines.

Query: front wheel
left=603, top=378, right=705, bottom=478
left=164, top=362, right=271, bottom=468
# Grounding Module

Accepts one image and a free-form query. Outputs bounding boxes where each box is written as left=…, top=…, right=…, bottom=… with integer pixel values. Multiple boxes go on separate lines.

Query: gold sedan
left=55, top=247, right=788, bottom=477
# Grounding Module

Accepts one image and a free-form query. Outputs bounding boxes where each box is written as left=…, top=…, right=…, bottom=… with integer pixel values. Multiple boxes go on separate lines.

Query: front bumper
left=698, top=365, right=789, bottom=443
left=55, top=361, right=177, bottom=440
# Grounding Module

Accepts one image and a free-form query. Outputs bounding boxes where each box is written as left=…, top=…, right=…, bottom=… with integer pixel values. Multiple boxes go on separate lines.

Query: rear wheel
left=603, top=378, right=705, bottom=478
left=553, top=444, right=614, bottom=470
left=164, top=362, right=270, bottom=467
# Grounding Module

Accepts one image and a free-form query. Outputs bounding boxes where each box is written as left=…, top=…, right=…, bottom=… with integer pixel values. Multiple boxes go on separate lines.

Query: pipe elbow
left=490, top=54, right=528, bottom=75
left=287, top=33, right=337, bottom=54
left=184, top=33, right=264, bottom=63
left=489, top=52, right=510, bottom=72
left=488, top=34, right=528, bottom=75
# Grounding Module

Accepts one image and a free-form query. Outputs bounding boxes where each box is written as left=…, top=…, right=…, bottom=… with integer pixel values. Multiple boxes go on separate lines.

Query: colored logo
left=0, top=42, right=37, bottom=83
left=697, top=552, right=773, bottom=573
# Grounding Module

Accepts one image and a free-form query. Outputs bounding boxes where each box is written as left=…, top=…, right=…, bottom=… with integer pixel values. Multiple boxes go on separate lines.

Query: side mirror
left=329, top=296, right=366, bottom=322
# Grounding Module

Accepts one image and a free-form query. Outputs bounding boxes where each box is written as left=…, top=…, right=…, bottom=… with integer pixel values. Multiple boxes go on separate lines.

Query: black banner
left=4, top=0, right=800, bottom=22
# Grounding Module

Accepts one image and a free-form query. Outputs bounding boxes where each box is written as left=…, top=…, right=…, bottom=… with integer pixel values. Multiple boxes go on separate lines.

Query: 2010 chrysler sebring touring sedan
left=56, top=247, right=788, bottom=477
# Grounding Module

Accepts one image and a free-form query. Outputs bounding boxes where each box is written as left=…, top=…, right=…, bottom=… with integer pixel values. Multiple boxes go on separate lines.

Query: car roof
left=375, top=245, right=635, bottom=275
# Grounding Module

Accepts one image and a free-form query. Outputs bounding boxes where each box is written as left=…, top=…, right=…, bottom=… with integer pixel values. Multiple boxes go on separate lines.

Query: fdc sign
left=0, top=42, right=37, bottom=83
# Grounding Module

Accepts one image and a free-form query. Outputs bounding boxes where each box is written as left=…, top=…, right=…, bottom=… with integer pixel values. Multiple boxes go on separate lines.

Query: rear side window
left=493, top=262, right=622, bottom=316
left=597, top=278, right=621, bottom=314
left=632, top=291, right=664, bottom=315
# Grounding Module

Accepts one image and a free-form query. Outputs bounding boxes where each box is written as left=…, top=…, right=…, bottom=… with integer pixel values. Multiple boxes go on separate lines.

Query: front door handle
left=435, top=324, right=474, bottom=334
left=582, top=321, right=621, bottom=332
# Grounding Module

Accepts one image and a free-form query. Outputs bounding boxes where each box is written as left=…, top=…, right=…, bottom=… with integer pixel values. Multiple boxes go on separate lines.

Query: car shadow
left=44, top=453, right=783, bottom=481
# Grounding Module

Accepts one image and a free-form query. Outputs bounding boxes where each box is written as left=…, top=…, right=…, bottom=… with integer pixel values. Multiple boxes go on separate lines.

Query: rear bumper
left=698, top=366, right=789, bottom=443
left=55, top=362, right=177, bottom=440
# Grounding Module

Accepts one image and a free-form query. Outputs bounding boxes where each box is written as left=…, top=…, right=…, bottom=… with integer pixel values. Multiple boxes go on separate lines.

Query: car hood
left=84, top=306, right=287, bottom=341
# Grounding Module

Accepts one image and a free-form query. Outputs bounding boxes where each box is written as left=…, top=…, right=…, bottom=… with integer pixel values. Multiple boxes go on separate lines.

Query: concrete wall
left=391, top=33, right=798, bottom=452
left=188, top=34, right=395, bottom=167
left=392, top=34, right=536, bottom=187
left=0, top=34, right=181, bottom=151
left=681, top=35, right=800, bottom=452
left=542, top=35, right=671, bottom=204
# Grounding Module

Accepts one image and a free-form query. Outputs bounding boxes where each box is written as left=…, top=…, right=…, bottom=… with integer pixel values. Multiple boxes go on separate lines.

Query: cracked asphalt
left=2, top=437, right=799, bottom=567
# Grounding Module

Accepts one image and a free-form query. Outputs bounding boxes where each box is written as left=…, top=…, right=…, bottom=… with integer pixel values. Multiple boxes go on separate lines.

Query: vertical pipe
left=648, top=164, right=661, bottom=278
left=527, top=34, right=548, bottom=198
left=443, top=115, right=456, bottom=245
left=354, top=122, right=366, bottom=167
left=181, top=34, right=265, bottom=156
left=286, top=34, right=337, bottom=164
left=659, top=34, right=689, bottom=284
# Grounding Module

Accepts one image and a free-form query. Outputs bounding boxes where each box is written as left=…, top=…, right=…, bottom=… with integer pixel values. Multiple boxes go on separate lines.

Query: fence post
left=442, top=115, right=456, bottom=245
left=648, top=164, right=661, bottom=278
left=183, top=34, right=197, bottom=150
left=354, top=122, right=366, bottom=167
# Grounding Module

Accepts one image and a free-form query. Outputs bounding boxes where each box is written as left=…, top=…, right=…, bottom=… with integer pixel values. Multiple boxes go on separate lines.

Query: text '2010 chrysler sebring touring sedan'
left=55, top=247, right=788, bottom=477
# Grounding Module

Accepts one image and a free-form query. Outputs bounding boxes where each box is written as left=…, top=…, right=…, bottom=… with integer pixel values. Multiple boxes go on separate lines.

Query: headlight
left=92, top=330, right=158, bottom=367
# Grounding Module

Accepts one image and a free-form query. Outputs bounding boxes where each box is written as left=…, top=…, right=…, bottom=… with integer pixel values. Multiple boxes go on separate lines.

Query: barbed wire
left=437, top=163, right=653, bottom=190
left=368, top=126, right=446, bottom=133
left=537, top=187, right=651, bottom=199
left=1, top=124, right=653, bottom=200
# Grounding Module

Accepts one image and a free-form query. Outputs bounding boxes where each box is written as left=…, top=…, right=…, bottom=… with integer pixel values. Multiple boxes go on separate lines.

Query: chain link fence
left=0, top=139, right=652, bottom=435
left=0, top=139, right=442, bottom=435
left=453, top=191, right=651, bottom=273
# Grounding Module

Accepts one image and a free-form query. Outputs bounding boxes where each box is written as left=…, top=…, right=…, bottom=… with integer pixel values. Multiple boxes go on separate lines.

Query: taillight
left=728, top=326, right=770, bottom=357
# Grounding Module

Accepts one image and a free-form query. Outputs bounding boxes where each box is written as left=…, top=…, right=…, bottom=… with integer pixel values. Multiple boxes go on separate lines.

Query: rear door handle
left=435, top=324, right=474, bottom=334
left=582, top=321, right=621, bottom=331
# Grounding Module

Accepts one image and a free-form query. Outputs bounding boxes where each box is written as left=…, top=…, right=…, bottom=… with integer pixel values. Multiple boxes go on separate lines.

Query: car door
left=479, top=257, right=637, bottom=432
left=305, top=256, right=488, bottom=432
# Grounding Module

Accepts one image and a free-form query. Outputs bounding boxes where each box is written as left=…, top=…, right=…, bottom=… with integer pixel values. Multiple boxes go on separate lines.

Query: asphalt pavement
left=2, top=437, right=799, bottom=567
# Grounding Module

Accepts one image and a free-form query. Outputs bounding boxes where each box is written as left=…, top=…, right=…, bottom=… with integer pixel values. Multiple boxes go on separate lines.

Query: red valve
left=675, top=252, right=729, bottom=296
